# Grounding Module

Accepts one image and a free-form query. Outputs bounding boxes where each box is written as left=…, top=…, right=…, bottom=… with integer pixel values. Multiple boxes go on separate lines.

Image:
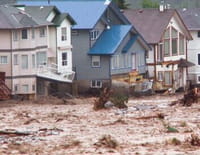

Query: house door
left=132, top=54, right=136, bottom=70
left=0, top=72, right=5, bottom=82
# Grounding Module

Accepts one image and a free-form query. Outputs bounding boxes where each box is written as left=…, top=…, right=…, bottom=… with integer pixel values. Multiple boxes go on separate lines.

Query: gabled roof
left=24, top=6, right=76, bottom=25
left=178, top=8, right=200, bottom=31
left=124, top=9, right=192, bottom=44
left=0, top=5, right=51, bottom=29
left=88, top=25, right=132, bottom=55
left=17, top=0, right=110, bottom=29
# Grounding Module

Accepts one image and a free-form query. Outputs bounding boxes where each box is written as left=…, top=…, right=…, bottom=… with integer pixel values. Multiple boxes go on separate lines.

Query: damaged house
left=124, top=6, right=193, bottom=91
left=17, top=0, right=151, bottom=94
left=0, top=5, right=75, bottom=99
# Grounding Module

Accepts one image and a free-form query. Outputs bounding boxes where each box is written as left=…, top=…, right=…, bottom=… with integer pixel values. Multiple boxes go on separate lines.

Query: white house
left=124, top=8, right=193, bottom=91
left=179, top=8, right=200, bottom=85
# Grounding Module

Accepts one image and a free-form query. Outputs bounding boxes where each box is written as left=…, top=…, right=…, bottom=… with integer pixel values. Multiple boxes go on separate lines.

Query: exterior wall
left=57, top=19, right=73, bottom=72
left=188, top=30, right=200, bottom=84
left=0, top=27, right=48, bottom=95
left=111, top=33, right=147, bottom=75
left=0, top=30, right=11, bottom=49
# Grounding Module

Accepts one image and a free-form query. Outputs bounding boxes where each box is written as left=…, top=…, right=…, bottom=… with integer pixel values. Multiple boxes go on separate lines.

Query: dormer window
left=90, top=29, right=99, bottom=40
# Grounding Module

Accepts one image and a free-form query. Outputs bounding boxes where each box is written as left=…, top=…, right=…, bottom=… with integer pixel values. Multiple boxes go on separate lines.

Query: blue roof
left=88, top=25, right=132, bottom=55
left=122, top=35, right=138, bottom=53
left=17, top=0, right=108, bottom=29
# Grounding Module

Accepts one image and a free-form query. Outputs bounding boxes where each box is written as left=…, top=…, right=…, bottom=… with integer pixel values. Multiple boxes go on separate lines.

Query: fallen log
left=0, top=129, right=31, bottom=136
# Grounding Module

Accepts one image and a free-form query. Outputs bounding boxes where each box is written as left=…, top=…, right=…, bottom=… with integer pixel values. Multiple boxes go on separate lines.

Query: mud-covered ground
left=0, top=94, right=200, bottom=155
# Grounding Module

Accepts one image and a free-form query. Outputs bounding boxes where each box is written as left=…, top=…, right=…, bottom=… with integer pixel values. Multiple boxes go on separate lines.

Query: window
left=179, top=33, right=184, bottom=55
left=164, top=71, right=172, bottom=85
left=22, top=84, right=29, bottom=93
left=62, top=52, right=68, bottom=66
left=164, top=29, right=170, bottom=56
left=172, top=28, right=178, bottom=55
left=111, top=55, right=119, bottom=69
left=21, top=29, right=28, bottom=39
left=31, top=28, right=35, bottom=39
left=21, top=55, right=28, bottom=69
left=198, top=54, right=200, bottom=65
left=14, top=54, right=18, bottom=65
left=91, top=80, right=102, bottom=88
left=0, top=56, right=8, bottom=64
left=198, top=76, right=200, bottom=82
left=158, top=71, right=163, bottom=81
left=36, top=52, right=47, bottom=67
left=198, top=31, right=200, bottom=38
left=13, top=30, right=18, bottom=41
left=158, top=43, right=163, bottom=61
left=91, top=56, right=100, bottom=67
left=39, top=27, right=46, bottom=37
left=61, top=27, right=67, bottom=41
left=14, top=84, right=19, bottom=92
left=32, top=85, right=35, bottom=91
left=32, top=54, right=35, bottom=68
left=90, top=30, right=99, bottom=40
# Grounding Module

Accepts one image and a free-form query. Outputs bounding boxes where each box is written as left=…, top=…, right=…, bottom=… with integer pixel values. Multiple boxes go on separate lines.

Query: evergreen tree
left=141, top=0, right=159, bottom=8
left=113, top=0, right=130, bottom=9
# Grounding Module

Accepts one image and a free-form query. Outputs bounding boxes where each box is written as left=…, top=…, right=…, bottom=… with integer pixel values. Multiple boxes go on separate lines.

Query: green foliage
left=113, top=0, right=130, bottom=9
left=167, top=126, right=179, bottom=133
left=110, top=93, right=128, bottom=109
left=141, top=0, right=159, bottom=8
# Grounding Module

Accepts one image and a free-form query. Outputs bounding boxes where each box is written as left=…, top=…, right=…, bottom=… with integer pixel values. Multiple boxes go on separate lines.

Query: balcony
left=37, top=63, right=75, bottom=83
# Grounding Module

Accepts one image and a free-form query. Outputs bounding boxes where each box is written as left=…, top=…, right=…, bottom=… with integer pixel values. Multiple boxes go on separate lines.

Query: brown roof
left=124, top=9, right=177, bottom=44
left=124, top=9, right=192, bottom=44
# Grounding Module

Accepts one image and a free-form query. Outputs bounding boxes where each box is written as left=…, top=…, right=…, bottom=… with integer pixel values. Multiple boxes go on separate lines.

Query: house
left=17, top=0, right=151, bottom=93
left=0, top=5, right=75, bottom=98
left=178, top=8, right=200, bottom=85
left=124, top=7, right=193, bottom=91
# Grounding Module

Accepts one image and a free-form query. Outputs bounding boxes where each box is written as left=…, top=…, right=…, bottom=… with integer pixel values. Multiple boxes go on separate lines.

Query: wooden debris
left=0, top=129, right=31, bottom=136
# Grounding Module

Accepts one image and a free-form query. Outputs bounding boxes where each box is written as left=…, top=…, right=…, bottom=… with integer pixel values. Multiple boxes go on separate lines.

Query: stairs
left=0, top=80, right=11, bottom=100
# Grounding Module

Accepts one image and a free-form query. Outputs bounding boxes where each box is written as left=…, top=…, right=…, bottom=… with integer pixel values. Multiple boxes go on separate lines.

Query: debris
left=94, top=135, right=118, bottom=149
left=104, top=101, right=114, bottom=109
left=187, top=134, right=200, bottom=146
left=0, top=129, right=32, bottom=136
left=24, top=118, right=40, bottom=125
left=134, top=113, right=165, bottom=120
left=166, top=126, right=179, bottom=133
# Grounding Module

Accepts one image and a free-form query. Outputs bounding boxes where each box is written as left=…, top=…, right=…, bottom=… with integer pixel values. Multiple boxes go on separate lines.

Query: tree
left=113, top=0, right=130, bottom=9
left=141, top=0, right=159, bottom=8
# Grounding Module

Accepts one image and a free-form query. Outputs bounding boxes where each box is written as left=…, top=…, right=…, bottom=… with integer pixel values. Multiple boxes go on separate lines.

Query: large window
left=32, top=54, right=35, bottom=68
left=111, top=55, right=119, bottom=69
left=14, top=54, right=18, bottom=65
left=91, top=56, right=100, bottom=67
left=158, top=43, right=163, bottom=61
left=13, top=30, right=18, bottom=41
left=21, top=55, right=28, bottom=69
left=158, top=71, right=163, bottom=81
left=62, top=52, right=68, bottom=66
left=61, top=28, right=67, bottom=41
left=31, top=28, right=35, bottom=39
left=22, top=84, right=29, bottom=93
left=164, top=28, right=170, bottom=56
left=90, top=30, right=99, bottom=40
left=164, top=71, right=172, bottom=85
left=0, top=56, right=8, bottom=64
left=39, top=28, right=46, bottom=37
left=179, top=33, right=184, bottom=55
left=22, top=29, right=28, bottom=39
left=172, top=28, right=178, bottom=55
left=36, top=52, right=47, bottom=67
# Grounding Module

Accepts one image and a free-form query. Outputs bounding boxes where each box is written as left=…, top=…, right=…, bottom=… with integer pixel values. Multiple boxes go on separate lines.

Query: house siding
left=111, top=33, right=147, bottom=75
